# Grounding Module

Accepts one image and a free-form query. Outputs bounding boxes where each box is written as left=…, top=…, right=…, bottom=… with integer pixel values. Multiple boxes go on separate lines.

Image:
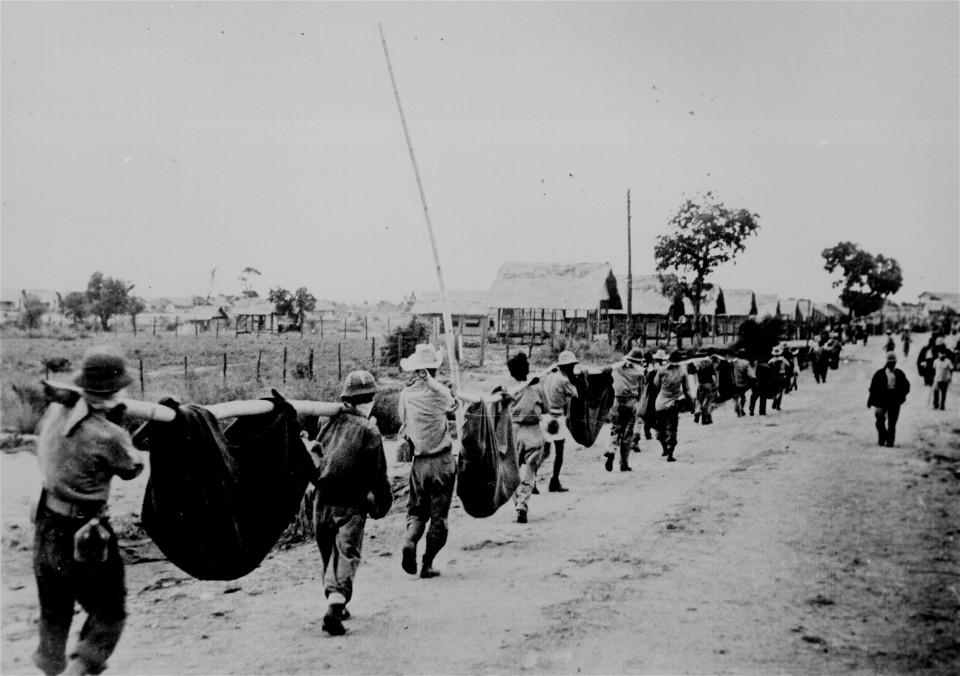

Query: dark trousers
left=608, top=399, right=637, bottom=468
left=749, top=388, right=767, bottom=415
left=405, top=449, right=456, bottom=563
left=315, top=504, right=366, bottom=605
left=933, top=382, right=949, bottom=410
left=656, top=406, right=680, bottom=455
left=874, top=405, right=901, bottom=446
left=33, top=501, right=126, bottom=676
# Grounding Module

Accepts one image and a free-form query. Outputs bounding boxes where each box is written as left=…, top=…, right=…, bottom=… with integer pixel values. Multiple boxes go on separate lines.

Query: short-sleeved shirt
left=542, top=370, right=578, bottom=415
left=610, top=362, right=643, bottom=399
left=37, top=399, right=144, bottom=505
left=510, top=377, right=549, bottom=425
left=398, top=378, right=458, bottom=456
left=654, top=363, right=690, bottom=412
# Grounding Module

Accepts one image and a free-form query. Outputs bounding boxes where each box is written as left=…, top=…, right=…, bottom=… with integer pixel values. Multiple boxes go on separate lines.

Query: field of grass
left=0, top=329, right=397, bottom=433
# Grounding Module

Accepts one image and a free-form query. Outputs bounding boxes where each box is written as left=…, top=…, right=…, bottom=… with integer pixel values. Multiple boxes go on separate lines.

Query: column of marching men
left=28, top=325, right=958, bottom=671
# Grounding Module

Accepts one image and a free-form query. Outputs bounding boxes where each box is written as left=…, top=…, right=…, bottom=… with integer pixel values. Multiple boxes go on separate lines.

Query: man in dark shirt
left=314, top=370, right=393, bottom=636
left=868, top=352, right=911, bottom=447
left=693, top=349, right=719, bottom=425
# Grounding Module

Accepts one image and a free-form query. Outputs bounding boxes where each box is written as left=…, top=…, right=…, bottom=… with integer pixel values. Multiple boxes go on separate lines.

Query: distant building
left=487, top=262, right=621, bottom=340
left=410, top=290, right=493, bottom=342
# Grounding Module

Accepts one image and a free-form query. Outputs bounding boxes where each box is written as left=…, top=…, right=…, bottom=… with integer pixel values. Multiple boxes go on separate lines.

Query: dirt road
left=3, top=339, right=959, bottom=674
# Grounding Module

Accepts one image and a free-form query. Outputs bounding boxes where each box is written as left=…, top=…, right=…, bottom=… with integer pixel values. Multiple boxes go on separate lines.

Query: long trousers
left=608, top=399, right=637, bottom=467
left=513, top=440, right=546, bottom=513
left=933, top=382, right=949, bottom=410
left=874, top=405, right=901, bottom=446
left=315, top=504, right=366, bottom=605
left=33, top=501, right=126, bottom=676
left=656, top=406, right=680, bottom=455
left=405, top=449, right=456, bottom=564
left=696, top=385, right=716, bottom=424
left=749, top=389, right=767, bottom=416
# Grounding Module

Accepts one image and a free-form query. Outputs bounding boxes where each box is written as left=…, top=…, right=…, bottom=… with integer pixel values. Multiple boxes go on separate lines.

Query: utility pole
left=626, top=189, right=633, bottom=343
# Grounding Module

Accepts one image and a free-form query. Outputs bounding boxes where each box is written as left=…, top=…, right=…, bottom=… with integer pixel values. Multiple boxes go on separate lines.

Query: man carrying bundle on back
left=505, top=353, right=549, bottom=524
left=33, top=346, right=144, bottom=676
left=312, top=370, right=393, bottom=636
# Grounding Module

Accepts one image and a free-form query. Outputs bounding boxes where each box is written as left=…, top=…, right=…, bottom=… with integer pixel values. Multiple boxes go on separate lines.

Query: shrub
left=381, top=317, right=429, bottom=367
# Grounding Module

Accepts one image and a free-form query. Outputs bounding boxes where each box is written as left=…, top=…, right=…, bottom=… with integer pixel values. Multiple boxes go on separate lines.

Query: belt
left=43, top=491, right=105, bottom=520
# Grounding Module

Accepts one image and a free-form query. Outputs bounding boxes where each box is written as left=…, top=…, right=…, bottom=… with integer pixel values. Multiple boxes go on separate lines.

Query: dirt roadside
left=2, top=339, right=958, bottom=674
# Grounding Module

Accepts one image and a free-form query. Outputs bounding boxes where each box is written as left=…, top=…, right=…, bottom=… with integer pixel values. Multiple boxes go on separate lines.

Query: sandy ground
left=2, top=337, right=959, bottom=675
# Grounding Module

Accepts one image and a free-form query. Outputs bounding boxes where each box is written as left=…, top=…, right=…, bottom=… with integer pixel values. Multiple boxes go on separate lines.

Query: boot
left=516, top=509, right=527, bottom=524
left=548, top=477, right=568, bottom=492
left=532, top=483, right=540, bottom=495
left=322, top=602, right=346, bottom=636
left=693, top=411, right=700, bottom=423
left=631, top=434, right=642, bottom=452
left=401, top=543, right=417, bottom=575
left=603, top=452, right=615, bottom=472
left=419, top=558, right=440, bottom=579
left=620, top=463, right=632, bottom=472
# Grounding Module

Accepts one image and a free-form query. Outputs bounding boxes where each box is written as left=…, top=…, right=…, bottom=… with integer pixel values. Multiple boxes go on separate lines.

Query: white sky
left=2, top=1, right=958, bottom=304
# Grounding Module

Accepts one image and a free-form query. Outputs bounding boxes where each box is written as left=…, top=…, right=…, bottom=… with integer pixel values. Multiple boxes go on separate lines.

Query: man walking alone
left=868, top=352, right=910, bottom=447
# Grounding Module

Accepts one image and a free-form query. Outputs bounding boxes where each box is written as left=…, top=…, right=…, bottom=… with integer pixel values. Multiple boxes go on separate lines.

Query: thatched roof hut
left=411, top=290, right=493, bottom=340
left=232, top=299, right=278, bottom=334
left=755, top=294, right=780, bottom=319
left=612, top=275, right=673, bottom=316
left=488, top=262, right=620, bottom=338
left=717, top=288, right=757, bottom=316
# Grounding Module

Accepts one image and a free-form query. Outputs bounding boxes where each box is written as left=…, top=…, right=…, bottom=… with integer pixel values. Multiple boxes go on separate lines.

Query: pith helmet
left=340, top=370, right=378, bottom=399
left=73, top=345, right=133, bottom=394
left=625, top=347, right=645, bottom=363
left=557, top=350, right=579, bottom=366
left=400, top=344, right=444, bottom=371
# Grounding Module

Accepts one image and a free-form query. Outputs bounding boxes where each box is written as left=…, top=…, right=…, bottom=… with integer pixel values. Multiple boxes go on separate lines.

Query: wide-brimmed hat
left=668, top=350, right=683, bottom=363
left=400, top=344, right=444, bottom=372
left=652, top=349, right=669, bottom=362
left=885, top=351, right=897, bottom=363
left=341, top=370, right=378, bottom=399
left=73, top=345, right=133, bottom=394
left=625, top=347, right=645, bottom=363
left=557, top=350, right=579, bottom=366
left=771, top=346, right=783, bottom=356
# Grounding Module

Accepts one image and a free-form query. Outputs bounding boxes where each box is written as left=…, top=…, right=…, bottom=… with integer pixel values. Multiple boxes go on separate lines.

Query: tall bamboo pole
left=379, top=24, right=462, bottom=406
left=626, top=189, right=633, bottom=344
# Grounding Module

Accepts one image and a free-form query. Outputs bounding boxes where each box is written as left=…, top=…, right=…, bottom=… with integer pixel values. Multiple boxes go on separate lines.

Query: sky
left=2, top=1, right=957, bottom=305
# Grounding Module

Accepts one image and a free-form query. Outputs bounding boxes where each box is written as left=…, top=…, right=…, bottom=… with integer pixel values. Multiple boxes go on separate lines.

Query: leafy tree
left=20, top=294, right=46, bottom=330
left=268, top=286, right=317, bottom=327
left=654, top=192, right=760, bottom=346
left=821, top=242, right=903, bottom=316
left=127, top=296, right=146, bottom=333
left=85, top=271, right=135, bottom=331
left=239, top=266, right=261, bottom=295
left=61, top=292, right=89, bottom=326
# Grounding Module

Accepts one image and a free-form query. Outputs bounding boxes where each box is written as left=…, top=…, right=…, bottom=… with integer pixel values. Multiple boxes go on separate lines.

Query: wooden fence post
left=183, top=355, right=188, bottom=380
left=309, top=348, right=314, bottom=379
left=152, top=317, right=156, bottom=336
left=320, top=317, right=324, bottom=339
left=371, top=338, right=376, bottom=366
left=139, top=358, right=145, bottom=396
left=364, top=316, right=368, bottom=340
left=337, top=343, right=342, bottom=381
left=343, top=318, right=347, bottom=339
left=282, top=346, right=288, bottom=384
left=223, top=353, right=227, bottom=385
left=256, top=349, right=263, bottom=382
left=479, top=315, right=487, bottom=367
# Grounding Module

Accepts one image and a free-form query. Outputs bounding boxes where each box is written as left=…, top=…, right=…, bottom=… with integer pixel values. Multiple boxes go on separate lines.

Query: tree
left=239, top=266, right=261, bottom=297
left=269, top=286, right=317, bottom=328
left=128, top=296, right=146, bottom=333
left=85, top=271, right=135, bottom=331
left=821, top=242, right=903, bottom=317
left=20, top=294, right=46, bottom=330
left=61, top=291, right=89, bottom=326
left=654, top=192, right=760, bottom=346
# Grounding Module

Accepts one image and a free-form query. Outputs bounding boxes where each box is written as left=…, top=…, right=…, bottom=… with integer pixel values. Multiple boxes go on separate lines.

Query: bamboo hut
left=183, top=305, right=230, bottom=333
left=411, top=290, right=493, bottom=344
left=233, top=300, right=277, bottom=335
left=609, top=274, right=680, bottom=346
left=715, top=288, right=757, bottom=338
left=487, top=262, right=621, bottom=342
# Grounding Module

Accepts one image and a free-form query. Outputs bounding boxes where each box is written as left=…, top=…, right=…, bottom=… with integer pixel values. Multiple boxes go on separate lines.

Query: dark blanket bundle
left=134, top=394, right=314, bottom=580
left=456, top=396, right=520, bottom=518
left=566, top=370, right=614, bottom=448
